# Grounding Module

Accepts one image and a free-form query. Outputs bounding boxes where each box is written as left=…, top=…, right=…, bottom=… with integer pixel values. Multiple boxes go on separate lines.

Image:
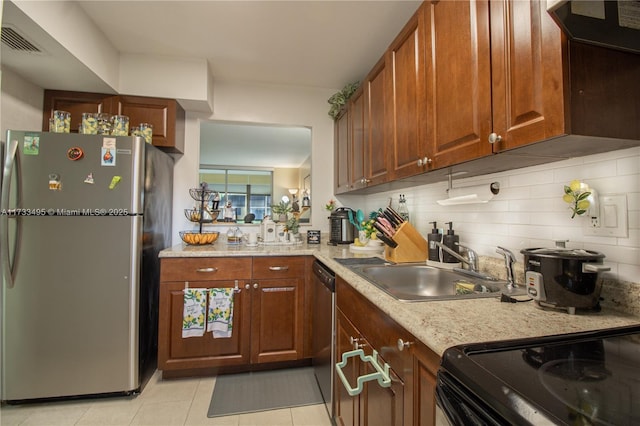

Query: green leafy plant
left=271, top=200, right=292, bottom=215
left=328, top=82, right=360, bottom=119
left=286, top=215, right=300, bottom=234
left=563, top=180, right=591, bottom=218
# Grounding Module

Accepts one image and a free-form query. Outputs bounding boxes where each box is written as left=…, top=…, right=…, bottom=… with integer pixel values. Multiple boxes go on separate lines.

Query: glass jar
left=97, top=113, right=112, bottom=135
left=111, top=115, right=130, bottom=136
left=52, top=110, right=70, bottom=133
left=130, top=126, right=141, bottom=137
left=139, top=123, right=153, bottom=144
left=81, top=113, right=98, bottom=134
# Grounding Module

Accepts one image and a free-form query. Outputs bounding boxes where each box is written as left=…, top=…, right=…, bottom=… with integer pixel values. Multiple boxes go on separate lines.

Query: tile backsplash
left=360, top=146, right=640, bottom=286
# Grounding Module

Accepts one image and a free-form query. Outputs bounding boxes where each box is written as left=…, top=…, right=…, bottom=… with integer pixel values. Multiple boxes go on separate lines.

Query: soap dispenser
left=442, top=222, right=460, bottom=263
left=427, top=221, right=441, bottom=261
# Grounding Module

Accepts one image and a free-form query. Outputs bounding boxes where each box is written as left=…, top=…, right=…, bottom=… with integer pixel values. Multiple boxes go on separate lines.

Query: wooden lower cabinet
left=158, top=256, right=308, bottom=375
left=335, top=277, right=441, bottom=426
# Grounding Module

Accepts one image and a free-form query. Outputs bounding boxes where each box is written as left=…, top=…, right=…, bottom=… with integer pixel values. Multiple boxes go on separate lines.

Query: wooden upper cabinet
left=113, top=95, right=185, bottom=153
left=489, top=0, right=567, bottom=152
left=387, top=6, right=429, bottom=180
left=349, top=87, right=366, bottom=190
left=43, top=90, right=185, bottom=154
left=42, top=90, right=115, bottom=133
left=424, top=1, right=494, bottom=168
left=335, top=108, right=351, bottom=194
left=364, top=56, right=391, bottom=187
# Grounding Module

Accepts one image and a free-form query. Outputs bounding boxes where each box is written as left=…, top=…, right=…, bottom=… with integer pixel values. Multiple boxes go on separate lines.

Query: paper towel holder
left=437, top=174, right=500, bottom=205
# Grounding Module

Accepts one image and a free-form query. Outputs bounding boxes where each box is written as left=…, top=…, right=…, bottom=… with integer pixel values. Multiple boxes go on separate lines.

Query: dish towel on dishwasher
left=182, top=288, right=208, bottom=338
left=207, top=288, right=235, bottom=338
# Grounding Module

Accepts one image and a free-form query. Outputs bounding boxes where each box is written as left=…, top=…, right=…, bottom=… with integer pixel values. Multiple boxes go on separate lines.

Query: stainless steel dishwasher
left=311, top=260, right=335, bottom=420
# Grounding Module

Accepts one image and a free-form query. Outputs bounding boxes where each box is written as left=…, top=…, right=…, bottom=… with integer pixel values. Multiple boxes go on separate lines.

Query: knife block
left=384, top=222, right=428, bottom=263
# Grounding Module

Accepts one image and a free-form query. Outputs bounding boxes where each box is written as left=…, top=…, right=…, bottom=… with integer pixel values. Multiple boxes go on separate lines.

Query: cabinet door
left=388, top=6, right=429, bottom=180
left=349, top=88, right=366, bottom=190
left=424, top=1, right=493, bottom=168
left=335, top=109, right=351, bottom=194
left=360, top=358, right=404, bottom=426
left=250, top=277, right=304, bottom=363
left=113, top=95, right=185, bottom=153
left=158, top=280, right=251, bottom=371
left=489, top=0, right=566, bottom=151
left=412, top=343, right=441, bottom=426
left=335, top=310, right=360, bottom=426
left=42, top=90, right=115, bottom=133
left=364, top=57, right=391, bottom=187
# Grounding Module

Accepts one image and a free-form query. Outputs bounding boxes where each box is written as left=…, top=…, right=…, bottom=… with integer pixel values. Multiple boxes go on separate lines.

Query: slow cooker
left=521, top=245, right=611, bottom=314
left=329, top=207, right=355, bottom=245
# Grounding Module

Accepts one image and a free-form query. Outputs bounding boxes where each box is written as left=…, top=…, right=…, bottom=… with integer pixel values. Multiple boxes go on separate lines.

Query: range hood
left=547, top=0, right=640, bottom=54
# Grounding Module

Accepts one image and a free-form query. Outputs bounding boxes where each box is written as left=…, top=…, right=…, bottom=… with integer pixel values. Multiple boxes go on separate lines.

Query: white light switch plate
left=583, top=194, right=628, bottom=238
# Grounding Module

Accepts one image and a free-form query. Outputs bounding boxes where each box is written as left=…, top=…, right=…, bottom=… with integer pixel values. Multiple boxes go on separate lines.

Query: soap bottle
left=427, top=221, right=441, bottom=262
left=442, top=222, right=460, bottom=263
left=398, top=194, right=410, bottom=222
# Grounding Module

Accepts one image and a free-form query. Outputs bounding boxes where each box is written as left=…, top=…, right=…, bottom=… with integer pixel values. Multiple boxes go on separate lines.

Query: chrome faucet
left=496, top=246, right=517, bottom=288
left=434, top=241, right=479, bottom=272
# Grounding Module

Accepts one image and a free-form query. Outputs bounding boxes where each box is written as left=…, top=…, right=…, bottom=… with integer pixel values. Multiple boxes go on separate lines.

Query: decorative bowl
left=179, top=231, right=219, bottom=245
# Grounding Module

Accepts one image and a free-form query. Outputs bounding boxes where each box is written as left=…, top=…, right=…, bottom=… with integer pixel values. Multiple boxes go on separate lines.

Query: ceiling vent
left=1, top=25, right=42, bottom=53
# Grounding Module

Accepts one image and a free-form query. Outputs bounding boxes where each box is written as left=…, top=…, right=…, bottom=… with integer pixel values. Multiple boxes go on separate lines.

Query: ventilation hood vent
left=1, top=25, right=42, bottom=53
left=547, top=0, right=640, bottom=54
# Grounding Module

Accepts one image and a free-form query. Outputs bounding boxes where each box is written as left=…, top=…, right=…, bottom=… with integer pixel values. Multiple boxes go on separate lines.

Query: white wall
left=0, top=68, right=43, bottom=137
left=360, top=147, right=640, bottom=283
left=171, top=80, right=336, bottom=244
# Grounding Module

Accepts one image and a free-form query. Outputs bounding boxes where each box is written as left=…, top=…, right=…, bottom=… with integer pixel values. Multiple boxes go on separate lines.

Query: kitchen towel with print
left=182, top=288, right=208, bottom=338
left=207, top=288, right=234, bottom=338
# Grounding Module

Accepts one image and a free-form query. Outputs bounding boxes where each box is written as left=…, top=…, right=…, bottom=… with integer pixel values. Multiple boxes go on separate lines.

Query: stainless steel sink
left=350, top=264, right=526, bottom=302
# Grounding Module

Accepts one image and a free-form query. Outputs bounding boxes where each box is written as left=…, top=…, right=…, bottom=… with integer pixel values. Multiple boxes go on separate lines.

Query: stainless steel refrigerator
left=1, top=130, right=173, bottom=402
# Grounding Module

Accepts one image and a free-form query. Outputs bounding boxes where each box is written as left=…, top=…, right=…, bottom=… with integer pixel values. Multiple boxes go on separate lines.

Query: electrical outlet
left=583, top=194, right=628, bottom=237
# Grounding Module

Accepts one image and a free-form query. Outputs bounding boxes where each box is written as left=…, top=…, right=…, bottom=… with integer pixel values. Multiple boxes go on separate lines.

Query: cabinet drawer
left=252, top=256, right=305, bottom=279
left=161, top=257, right=251, bottom=282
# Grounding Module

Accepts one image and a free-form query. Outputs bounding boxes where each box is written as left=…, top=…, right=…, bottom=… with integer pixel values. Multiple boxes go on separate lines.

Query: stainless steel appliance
left=329, top=207, right=355, bottom=245
left=521, top=245, right=610, bottom=314
left=547, top=0, right=640, bottom=54
left=1, top=131, right=173, bottom=402
left=311, top=260, right=335, bottom=418
left=437, top=325, right=640, bottom=425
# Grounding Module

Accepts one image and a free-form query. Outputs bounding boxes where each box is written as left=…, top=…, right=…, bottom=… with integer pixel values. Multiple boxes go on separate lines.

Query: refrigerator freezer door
left=2, top=215, right=140, bottom=400
left=4, top=131, right=144, bottom=213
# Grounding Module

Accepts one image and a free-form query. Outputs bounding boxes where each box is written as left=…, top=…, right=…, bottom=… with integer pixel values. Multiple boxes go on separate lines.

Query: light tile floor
left=0, top=371, right=334, bottom=426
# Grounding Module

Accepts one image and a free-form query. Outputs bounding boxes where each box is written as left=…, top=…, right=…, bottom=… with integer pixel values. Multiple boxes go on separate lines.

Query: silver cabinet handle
left=253, top=283, right=259, bottom=289
left=245, top=283, right=251, bottom=290
left=397, top=338, right=413, bottom=351
left=349, top=336, right=366, bottom=350
left=195, top=267, right=218, bottom=273
left=268, top=266, right=289, bottom=271
left=488, top=133, right=502, bottom=144
left=417, top=157, right=432, bottom=166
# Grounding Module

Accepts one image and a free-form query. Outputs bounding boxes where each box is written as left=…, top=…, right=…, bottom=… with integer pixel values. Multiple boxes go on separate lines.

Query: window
left=199, top=169, right=272, bottom=222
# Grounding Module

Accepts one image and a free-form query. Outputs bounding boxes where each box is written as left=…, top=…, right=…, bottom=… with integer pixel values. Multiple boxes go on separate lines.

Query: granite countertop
left=160, top=240, right=640, bottom=356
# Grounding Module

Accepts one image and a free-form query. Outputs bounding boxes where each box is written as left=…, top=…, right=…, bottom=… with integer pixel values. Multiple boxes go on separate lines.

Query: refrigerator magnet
left=23, top=135, right=40, bottom=155
left=67, top=147, right=84, bottom=161
left=108, top=176, right=122, bottom=189
left=84, top=173, right=95, bottom=184
left=48, top=173, right=61, bottom=191
left=101, top=147, right=116, bottom=166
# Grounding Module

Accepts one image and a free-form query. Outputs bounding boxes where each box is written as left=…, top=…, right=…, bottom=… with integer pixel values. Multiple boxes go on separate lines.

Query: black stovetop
left=439, top=325, right=640, bottom=425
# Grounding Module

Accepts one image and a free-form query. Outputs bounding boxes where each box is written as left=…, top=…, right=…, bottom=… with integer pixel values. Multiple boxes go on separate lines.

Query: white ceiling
left=200, top=121, right=312, bottom=168
left=74, top=0, right=422, bottom=90
left=2, top=0, right=422, bottom=167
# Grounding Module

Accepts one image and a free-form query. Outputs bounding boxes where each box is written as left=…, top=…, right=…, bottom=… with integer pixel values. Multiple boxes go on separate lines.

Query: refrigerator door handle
left=1, top=138, right=19, bottom=289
